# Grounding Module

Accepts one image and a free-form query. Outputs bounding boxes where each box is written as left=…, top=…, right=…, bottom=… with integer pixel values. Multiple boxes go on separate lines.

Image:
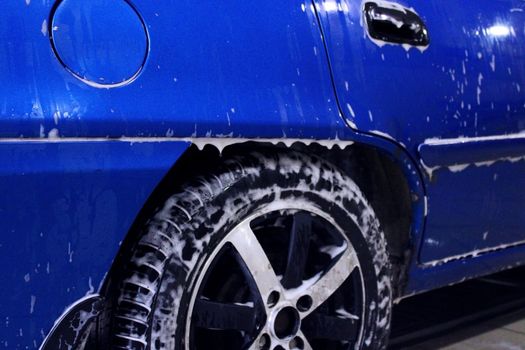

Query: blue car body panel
left=0, top=0, right=523, bottom=347
left=419, top=136, right=525, bottom=263
left=314, top=0, right=525, bottom=263
left=2, top=0, right=344, bottom=140
left=0, top=140, right=189, bottom=348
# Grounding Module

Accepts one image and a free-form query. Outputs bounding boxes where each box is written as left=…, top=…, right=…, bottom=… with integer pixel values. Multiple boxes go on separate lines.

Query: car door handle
left=364, top=2, right=429, bottom=47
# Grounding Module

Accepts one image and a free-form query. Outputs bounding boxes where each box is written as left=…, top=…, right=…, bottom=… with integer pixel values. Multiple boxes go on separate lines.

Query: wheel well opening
left=94, top=140, right=413, bottom=347
left=145, top=141, right=412, bottom=285
left=199, top=141, right=413, bottom=265
left=108, top=140, right=413, bottom=293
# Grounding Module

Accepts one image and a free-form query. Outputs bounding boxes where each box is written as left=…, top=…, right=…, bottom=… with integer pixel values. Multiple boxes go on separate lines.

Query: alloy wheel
left=186, top=208, right=365, bottom=350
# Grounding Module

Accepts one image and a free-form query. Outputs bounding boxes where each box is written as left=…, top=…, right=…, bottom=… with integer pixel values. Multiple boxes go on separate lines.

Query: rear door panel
left=314, top=0, right=525, bottom=262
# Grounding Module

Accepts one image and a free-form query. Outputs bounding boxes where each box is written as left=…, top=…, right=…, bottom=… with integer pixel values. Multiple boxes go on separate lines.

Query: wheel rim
left=185, top=205, right=365, bottom=350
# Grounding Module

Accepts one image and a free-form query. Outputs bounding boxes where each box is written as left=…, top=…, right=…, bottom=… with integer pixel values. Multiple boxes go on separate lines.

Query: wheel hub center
left=271, top=306, right=300, bottom=339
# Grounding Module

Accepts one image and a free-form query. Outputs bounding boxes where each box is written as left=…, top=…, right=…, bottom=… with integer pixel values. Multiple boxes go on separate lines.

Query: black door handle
left=364, top=2, right=429, bottom=47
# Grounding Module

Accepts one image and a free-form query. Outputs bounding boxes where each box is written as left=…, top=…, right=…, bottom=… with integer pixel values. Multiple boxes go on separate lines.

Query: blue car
left=2, top=0, right=524, bottom=349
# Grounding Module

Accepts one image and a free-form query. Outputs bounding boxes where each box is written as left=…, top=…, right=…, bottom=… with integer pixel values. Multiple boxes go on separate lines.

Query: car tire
left=112, top=150, right=392, bottom=350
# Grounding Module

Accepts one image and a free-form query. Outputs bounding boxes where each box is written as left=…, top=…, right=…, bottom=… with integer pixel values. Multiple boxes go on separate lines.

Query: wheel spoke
left=281, top=212, right=312, bottom=289
left=291, top=246, right=358, bottom=316
left=227, top=221, right=282, bottom=300
left=193, top=299, right=257, bottom=331
left=302, top=313, right=356, bottom=341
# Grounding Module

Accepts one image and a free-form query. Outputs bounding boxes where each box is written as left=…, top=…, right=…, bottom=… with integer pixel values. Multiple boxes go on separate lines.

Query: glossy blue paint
left=0, top=140, right=189, bottom=348
left=420, top=158, right=525, bottom=262
left=406, top=242, right=525, bottom=295
left=315, top=0, right=525, bottom=144
left=51, top=0, right=148, bottom=86
left=417, top=135, right=525, bottom=262
left=419, top=136, right=525, bottom=167
left=314, top=0, right=525, bottom=265
left=1, top=0, right=525, bottom=346
left=417, top=136, right=525, bottom=262
left=0, top=0, right=344, bottom=140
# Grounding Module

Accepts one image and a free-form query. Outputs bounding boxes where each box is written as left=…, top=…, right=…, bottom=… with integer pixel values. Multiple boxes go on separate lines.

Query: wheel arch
left=91, top=138, right=423, bottom=347
left=103, top=139, right=416, bottom=294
